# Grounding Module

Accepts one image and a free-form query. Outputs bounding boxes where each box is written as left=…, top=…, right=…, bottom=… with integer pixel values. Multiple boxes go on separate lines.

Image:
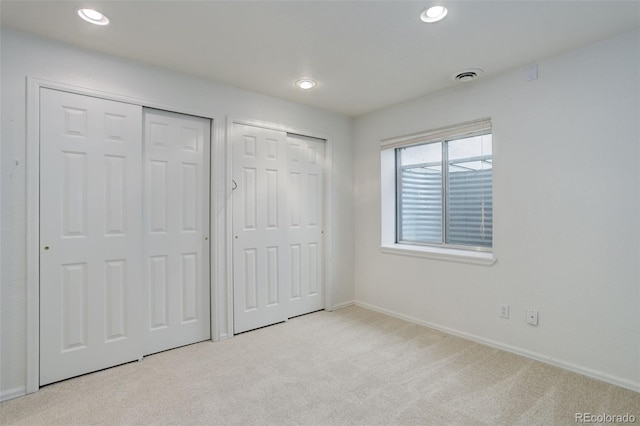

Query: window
left=381, top=118, right=494, bottom=264
left=397, top=133, right=492, bottom=248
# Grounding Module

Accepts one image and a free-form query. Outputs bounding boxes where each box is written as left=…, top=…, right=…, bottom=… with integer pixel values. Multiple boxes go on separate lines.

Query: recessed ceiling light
left=453, top=68, right=484, bottom=82
left=420, top=5, right=448, bottom=23
left=295, top=79, right=317, bottom=90
left=77, top=8, right=110, bottom=26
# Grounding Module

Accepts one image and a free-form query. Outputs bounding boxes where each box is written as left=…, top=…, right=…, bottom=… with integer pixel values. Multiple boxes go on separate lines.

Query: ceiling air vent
left=453, top=68, right=483, bottom=83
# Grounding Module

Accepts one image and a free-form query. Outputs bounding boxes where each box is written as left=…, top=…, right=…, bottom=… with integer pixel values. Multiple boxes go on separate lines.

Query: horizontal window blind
left=381, top=117, right=491, bottom=150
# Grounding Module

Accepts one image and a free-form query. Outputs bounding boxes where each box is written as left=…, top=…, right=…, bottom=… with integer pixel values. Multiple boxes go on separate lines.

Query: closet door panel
left=40, top=88, right=143, bottom=386
left=143, top=109, right=211, bottom=355
left=285, top=134, right=325, bottom=318
left=232, top=124, right=289, bottom=333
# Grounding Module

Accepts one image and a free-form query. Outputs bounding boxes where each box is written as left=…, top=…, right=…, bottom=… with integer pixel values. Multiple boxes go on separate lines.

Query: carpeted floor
left=1, top=305, right=639, bottom=425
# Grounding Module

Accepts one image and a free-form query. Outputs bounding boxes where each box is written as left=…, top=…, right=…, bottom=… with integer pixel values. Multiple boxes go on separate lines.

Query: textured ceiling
left=2, top=1, right=639, bottom=116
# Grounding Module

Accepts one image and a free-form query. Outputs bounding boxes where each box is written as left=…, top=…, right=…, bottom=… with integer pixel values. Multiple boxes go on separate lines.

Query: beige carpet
left=1, top=306, right=638, bottom=425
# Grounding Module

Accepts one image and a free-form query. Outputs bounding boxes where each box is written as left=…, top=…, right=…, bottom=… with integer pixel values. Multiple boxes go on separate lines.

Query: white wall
left=0, top=28, right=355, bottom=399
left=353, top=31, right=640, bottom=391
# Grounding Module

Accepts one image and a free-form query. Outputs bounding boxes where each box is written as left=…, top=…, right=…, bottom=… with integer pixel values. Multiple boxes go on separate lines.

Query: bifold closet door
left=40, top=88, right=144, bottom=386
left=143, top=109, right=211, bottom=355
left=232, top=124, right=325, bottom=334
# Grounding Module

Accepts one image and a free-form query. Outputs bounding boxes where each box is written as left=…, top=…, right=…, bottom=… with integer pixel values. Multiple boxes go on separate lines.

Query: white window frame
left=380, top=118, right=496, bottom=266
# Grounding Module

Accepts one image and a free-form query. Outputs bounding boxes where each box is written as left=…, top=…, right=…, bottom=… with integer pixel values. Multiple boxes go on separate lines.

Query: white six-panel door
left=40, top=89, right=211, bottom=386
left=285, top=134, right=325, bottom=318
left=232, top=125, right=289, bottom=333
left=40, top=88, right=144, bottom=385
left=143, top=109, right=211, bottom=355
left=232, top=124, right=324, bottom=333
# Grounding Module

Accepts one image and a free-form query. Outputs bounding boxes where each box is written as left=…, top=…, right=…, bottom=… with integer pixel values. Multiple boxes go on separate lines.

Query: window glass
left=397, top=133, right=492, bottom=249
left=398, top=142, right=442, bottom=243
left=446, top=135, right=492, bottom=248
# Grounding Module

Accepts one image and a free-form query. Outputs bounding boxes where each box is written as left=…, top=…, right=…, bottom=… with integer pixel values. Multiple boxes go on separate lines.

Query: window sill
left=379, top=244, right=496, bottom=266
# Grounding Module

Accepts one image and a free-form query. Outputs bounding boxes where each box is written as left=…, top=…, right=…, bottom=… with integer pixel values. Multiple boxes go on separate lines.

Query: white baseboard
left=355, top=301, right=640, bottom=393
left=329, top=300, right=355, bottom=311
left=1, top=386, right=26, bottom=402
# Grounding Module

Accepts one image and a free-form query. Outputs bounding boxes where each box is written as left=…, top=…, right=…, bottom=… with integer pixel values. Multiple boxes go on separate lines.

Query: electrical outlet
left=527, top=309, right=538, bottom=326
left=499, top=304, right=509, bottom=319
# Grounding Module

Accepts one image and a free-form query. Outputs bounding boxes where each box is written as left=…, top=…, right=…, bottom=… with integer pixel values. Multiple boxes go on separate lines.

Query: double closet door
left=39, top=88, right=210, bottom=386
left=232, top=124, right=325, bottom=334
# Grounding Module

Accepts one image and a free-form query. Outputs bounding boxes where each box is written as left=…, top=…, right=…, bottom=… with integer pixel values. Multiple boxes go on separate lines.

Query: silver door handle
left=232, top=180, right=238, bottom=190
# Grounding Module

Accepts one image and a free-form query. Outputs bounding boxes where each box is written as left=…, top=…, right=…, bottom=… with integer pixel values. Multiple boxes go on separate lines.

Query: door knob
left=44, top=246, right=50, bottom=251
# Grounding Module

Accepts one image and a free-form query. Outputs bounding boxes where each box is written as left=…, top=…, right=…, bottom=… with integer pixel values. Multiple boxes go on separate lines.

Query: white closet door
left=143, top=109, right=211, bottom=355
left=285, top=134, right=325, bottom=318
left=40, top=88, right=143, bottom=385
left=232, top=124, right=289, bottom=333
left=232, top=124, right=325, bottom=333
